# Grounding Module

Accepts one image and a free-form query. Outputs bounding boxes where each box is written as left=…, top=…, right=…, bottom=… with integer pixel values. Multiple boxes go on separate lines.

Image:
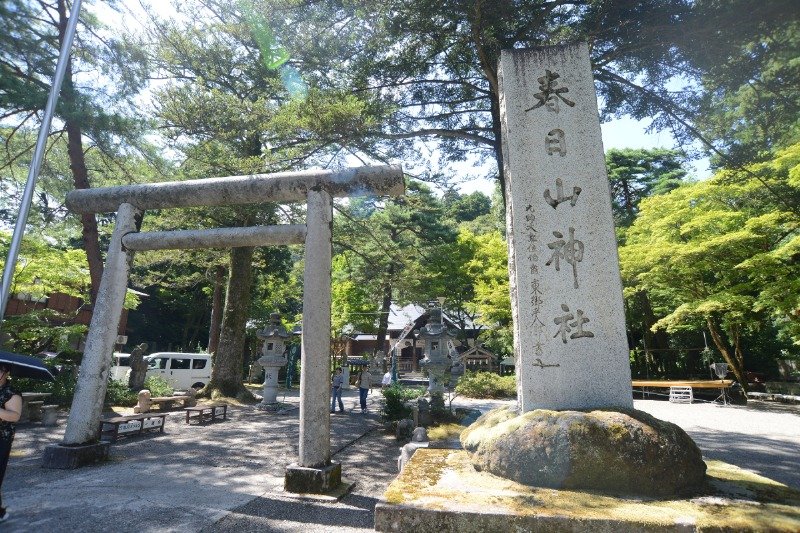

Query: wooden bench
left=99, top=413, right=168, bottom=442
left=185, top=403, right=228, bottom=425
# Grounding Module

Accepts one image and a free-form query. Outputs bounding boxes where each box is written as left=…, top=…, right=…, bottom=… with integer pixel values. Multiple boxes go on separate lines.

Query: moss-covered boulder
left=460, top=407, right=706, bottom=497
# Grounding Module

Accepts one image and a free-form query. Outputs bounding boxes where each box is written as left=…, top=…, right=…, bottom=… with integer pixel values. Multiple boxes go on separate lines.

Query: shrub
left=455, top=371, right=516, bottom=399
left=14, top=367, right=77, bottom=406
left=144, top=375, right=173, bottom=397
left=381, top=384, right=425, bottom=421
left=105, top=378, right=137, bottom=406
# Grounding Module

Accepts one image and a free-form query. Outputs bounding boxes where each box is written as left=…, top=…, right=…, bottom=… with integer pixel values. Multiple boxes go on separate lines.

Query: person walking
left=357, top=367, right=372, bottom=413
left=0, top=366, right=21, bottom=523
left=330, top=367, right=345, bottom=413
left=382, top=370, right=392, bottom=388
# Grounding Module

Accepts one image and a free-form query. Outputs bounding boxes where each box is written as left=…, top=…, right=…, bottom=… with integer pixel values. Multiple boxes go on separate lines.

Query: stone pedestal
left=284, top=462, right=342, bottom=494
left=258, top=354, right=286, bottom=405
left=375, top=449, right=800, bottom=532
left=42, top=442, right=110, bottom=470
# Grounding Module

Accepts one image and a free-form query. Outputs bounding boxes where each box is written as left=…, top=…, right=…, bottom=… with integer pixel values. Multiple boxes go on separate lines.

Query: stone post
left=285, top=189, right=341, bottom=493
left=498, top=43, right=633, bottom=412
left=44, top=203, right=139, bottom=468
left=62, top=203, right=140, bottom=443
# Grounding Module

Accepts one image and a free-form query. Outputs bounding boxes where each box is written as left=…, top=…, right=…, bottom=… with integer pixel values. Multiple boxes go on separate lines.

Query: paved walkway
left=3, top=390, right=799, bottom=532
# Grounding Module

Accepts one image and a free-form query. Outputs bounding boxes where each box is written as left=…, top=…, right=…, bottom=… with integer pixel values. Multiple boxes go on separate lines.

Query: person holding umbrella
left=0, top=365, right=21, bottom=523
left=0, top=350, right=54, bottom=523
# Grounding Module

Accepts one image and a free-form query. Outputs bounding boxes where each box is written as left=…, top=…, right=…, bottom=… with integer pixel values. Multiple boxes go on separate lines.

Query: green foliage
left=0, top=231, right=90, bottom=301
left=381, top=384, right=425, bottom=421
left=620, top=143, right=800, bottom=383
left=442, top=191, right=492, bottom=223
left=606, top=148, right=688, bottom=229
left=144, top=375, right=174, bottom=397
left=455, top=371, right=516, bottom=399
left=464, top=230, right=511, bottom=328
left=331, top=254, right=377, bottom=337
left=1, top=311, right=87, bottom=355
left=13, top=369, right=76, bottom=407
left=106, top=378, right=138, bottom=407
left=683, top=2, right=800, bottom=165
left=333, top=180, right=458, bottom=354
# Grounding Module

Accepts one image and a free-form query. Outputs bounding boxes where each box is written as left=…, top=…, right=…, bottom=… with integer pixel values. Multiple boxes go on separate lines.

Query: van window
left=148, top=358, right=167, bottom=370
left=170, top=358, right=191, bottom=370
left=116, top=356, right=130, bottom=367
left=192, top=359, right=207, bottom=369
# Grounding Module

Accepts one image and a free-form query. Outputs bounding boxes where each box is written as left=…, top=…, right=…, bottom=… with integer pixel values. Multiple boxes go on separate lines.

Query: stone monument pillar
left=498, top=43, right=633, bottom=412
left=256, top=312, right=288, bottom=405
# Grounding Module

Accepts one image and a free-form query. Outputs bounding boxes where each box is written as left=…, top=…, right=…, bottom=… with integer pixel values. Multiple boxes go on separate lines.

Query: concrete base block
left=284, top=462, right=341, bottom=494
left=375, top=449, right=800, bottom=532
left=42, top=442, right=110, bottom=470
left=41, top=405, right=59, bottom=426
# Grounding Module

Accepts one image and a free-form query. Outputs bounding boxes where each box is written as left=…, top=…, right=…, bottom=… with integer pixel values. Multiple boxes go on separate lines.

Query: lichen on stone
left=459, top=406, right=707, bottom=497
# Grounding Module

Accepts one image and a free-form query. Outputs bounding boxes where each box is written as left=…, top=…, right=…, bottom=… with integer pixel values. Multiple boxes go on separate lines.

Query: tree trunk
left=204, top=247, right=256, bottom=399
left=58, top=0, right=103, bottom=304
left=207, top=265, right=225, bottom=354
left=638, top=291, right=670, bottom=352
left=706, top=317, right=748, bottom=391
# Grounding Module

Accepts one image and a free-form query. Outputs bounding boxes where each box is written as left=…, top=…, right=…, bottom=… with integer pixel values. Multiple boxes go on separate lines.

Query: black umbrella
left=0, top=350, right=56, bottom=381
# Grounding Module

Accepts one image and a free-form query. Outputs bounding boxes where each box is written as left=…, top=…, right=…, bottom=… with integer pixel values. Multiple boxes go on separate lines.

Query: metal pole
left=0, top=0, right=83, bottom=326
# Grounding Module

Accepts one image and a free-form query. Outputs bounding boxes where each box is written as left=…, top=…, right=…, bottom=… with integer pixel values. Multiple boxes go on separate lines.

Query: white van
left=145, top=352, right=212, bottom=390
left=110, top=353, right=132, bottom=381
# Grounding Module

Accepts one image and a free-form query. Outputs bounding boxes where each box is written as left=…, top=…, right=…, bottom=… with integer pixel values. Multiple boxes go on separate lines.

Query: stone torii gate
left=42, top=165, right=404, bottom=493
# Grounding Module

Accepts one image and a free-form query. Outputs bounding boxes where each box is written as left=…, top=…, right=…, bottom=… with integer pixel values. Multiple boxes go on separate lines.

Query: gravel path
left=3, top=390, right=798, bottom=532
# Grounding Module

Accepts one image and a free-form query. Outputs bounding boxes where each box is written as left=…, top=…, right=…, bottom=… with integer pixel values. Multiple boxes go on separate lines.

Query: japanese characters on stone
left=527, top=69, right=594, bottom=349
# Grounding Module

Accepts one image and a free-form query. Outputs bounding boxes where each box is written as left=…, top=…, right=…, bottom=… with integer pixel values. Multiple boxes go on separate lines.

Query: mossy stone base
left=376, top=449, right=800, bottom=532
left=461, top=407, right=705, bottom=496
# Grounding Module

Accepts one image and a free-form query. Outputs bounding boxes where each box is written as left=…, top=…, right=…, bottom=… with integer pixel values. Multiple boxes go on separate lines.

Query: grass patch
left=427, top=423, right=464, bottom=442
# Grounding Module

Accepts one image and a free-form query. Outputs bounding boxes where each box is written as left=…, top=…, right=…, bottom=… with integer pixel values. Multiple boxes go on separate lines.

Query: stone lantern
left=256, top=312, right=288, bottom=405
left=418, top=306, right=455, bottom=410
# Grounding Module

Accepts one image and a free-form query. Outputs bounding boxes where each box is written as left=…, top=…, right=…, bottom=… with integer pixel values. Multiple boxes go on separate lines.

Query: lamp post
left=419, top=302, right=453, bottom=411
left=256, top=312, right=289, bottom=406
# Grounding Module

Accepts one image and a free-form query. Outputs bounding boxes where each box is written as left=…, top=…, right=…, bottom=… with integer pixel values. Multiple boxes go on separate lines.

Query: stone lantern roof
left=256, top=312, right=289, bottom=340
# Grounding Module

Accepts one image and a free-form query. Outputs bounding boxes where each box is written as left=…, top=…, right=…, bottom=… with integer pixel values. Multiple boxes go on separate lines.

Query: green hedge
left=455, top=371, right=516, bottom=399
left=381, top=384, right=425, bottom=421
